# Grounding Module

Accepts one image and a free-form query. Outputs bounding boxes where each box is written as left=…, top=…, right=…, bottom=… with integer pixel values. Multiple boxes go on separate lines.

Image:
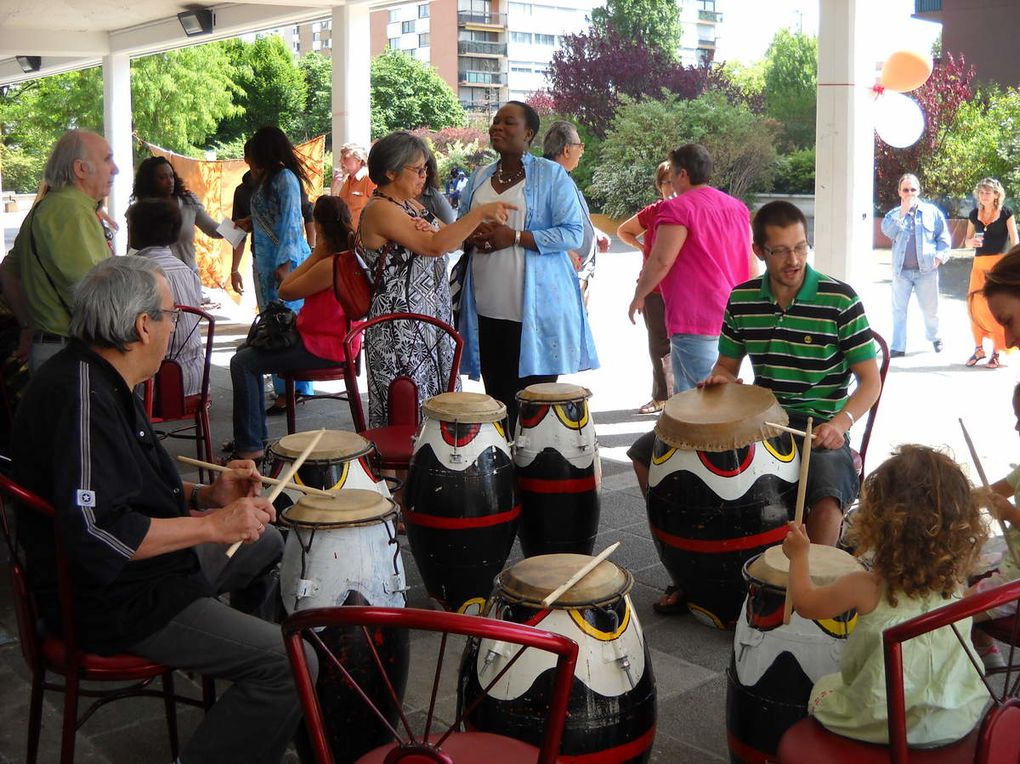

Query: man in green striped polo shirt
left=704, top=201, right=881, bottom=546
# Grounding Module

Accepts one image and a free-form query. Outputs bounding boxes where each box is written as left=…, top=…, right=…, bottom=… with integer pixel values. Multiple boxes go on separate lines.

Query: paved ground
left=0, top=212, right=1015, bottom=762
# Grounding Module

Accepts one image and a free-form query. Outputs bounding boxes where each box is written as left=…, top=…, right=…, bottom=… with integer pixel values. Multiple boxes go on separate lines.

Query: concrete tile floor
left=0, top=233, right=1016, bottom=763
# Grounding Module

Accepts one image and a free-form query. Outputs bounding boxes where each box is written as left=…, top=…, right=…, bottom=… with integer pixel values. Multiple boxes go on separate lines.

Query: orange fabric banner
left=142, top=136, right=326, bottom=298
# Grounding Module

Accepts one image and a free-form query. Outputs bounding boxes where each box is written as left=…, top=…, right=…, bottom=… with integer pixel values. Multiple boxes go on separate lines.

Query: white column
left=332, top=4, right=372, bottom=152
left=813, top=0, right=875, bottom=284
left=103, top=51, right=132, bottom=254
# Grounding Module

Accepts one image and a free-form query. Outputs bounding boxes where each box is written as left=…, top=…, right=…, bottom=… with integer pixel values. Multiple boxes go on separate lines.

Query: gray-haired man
left=12, top=257, right=313, bottom=762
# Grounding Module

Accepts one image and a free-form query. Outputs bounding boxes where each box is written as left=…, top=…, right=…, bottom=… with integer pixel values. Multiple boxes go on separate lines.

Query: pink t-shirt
left=655, top=186, right=751, bottom=336
left=636, top=200, right=666, bottom=295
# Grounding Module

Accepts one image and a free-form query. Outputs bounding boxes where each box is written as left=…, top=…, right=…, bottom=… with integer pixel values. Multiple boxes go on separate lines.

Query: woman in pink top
left=227, top=195, right=360, bottom=461
left=617, top=161, right=675, bottom=414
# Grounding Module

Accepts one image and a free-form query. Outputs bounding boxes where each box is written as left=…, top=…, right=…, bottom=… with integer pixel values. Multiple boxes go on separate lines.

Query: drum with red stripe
left=647, top=385, right=799, bottom=629
left=727, top=544, right=862, bottom=763
left=514, top=383, right=601, bottom=557
left=267, top=429, right=392, bottom=498
left=460, top=554, right=656, bottom=762
left=405, top=392, right=517, bottom=614
left=279, top=490, right=409, bottom=762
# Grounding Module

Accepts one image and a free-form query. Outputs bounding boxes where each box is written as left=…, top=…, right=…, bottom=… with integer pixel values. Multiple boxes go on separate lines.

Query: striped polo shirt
left=719, top=265, right=876, bottom=421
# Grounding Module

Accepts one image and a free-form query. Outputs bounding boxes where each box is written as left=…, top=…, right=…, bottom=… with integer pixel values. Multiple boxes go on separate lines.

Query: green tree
left=293, top=52, right=333, bottom=143
left=370, top=50, right=466, bottom=138
left=762, top=29, right=817, bottom=150
left=590, top=0, right=681, bottom=61
left=589, top=91, right=779, bottom=218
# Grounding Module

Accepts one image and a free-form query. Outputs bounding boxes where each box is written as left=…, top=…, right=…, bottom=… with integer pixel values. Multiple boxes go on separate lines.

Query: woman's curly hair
left=849, top=445, right=986, bottom=607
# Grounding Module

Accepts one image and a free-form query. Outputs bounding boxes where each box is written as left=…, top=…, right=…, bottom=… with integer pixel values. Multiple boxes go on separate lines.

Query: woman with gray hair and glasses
left=357, top=130, right=514, bottom=428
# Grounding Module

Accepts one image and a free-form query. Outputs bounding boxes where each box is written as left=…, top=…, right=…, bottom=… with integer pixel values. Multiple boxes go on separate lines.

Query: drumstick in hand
left=541, top=542, right=621, bottom=608
left=176, top=455, right=336, bottom=498
left=765, top=422, right=816, bottom=440
left=225, top=428, right=326, bottom=558
left=783, top=417, right=813, bottom=625
left=959, top=418, right=1020, bottom=567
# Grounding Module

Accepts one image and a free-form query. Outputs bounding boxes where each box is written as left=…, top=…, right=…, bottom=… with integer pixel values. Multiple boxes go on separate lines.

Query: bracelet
left=514, top=229, right=522, bottom=248
left=190, top=484, right=207, bottom=512
left=230, top=270, right=241, bottom=275
left=842, top=409, right=856, bottom=427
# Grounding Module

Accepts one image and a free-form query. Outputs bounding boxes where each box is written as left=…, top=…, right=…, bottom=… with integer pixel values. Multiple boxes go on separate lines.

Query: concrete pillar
left=102, top=52, right=132, bottom=254
left=332, top=4, right=372, bottom=153
left=813, top=0, right=875, bottom=284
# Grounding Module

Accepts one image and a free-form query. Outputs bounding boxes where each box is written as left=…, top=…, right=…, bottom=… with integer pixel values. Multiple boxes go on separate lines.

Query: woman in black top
left=965, top=177, right=1019, bottom=368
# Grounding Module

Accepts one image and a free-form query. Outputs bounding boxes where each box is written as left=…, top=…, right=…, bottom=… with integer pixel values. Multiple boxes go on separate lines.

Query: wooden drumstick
left=783, top=416, right=813, bottom=626
left=541, top=542, right=621, bottom=608
left=226, top=428, right=326, bottom=558
left=176, top=455, right=336, bottom=498
left=765, top=422, right=816, bottom=440
left=959, top=418, right=1020, bottom=567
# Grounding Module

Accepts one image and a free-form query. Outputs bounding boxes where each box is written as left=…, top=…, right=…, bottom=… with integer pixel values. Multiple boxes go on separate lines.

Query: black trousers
left=477, top=314, right=557, bottom=432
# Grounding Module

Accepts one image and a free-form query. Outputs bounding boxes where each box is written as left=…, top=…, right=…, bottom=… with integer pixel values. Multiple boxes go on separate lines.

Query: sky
left=714, top=0, right=942, bottom=64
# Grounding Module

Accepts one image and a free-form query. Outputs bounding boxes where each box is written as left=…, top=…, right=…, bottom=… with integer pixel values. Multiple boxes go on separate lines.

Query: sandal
left=219, top=451, right=264, bottom=467
left=987, top=352, right=1002, bottom=369
left=652, top=584, right=688, bottom=615
left=638, top=400, right=665, bottom=415
left=965, top=347, right=986, bottom=367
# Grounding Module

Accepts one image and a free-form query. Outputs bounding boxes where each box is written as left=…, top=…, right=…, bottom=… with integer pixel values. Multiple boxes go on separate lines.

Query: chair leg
left=162, top=671, right=180, bottom=761
left=285, top=377, right=297, bottom=435
left=26, top=664, right=45, bottom=764
left=60, top=673, right=79, bottom=764
left=198, top=408, right=213, bottom=481
left=202, top=676, right=216, bottom=710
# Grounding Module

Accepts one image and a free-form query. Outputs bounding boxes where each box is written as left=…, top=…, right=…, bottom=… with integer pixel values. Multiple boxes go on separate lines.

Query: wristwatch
left=190, top=484, right=207, bottom=512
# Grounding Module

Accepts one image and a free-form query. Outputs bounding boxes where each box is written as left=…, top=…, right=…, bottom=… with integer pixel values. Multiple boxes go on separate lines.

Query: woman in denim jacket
left=880, top=173, right=952, bottom=358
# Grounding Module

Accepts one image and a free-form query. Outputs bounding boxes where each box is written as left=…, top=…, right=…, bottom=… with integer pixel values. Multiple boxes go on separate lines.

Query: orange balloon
left=880, top=50, right=933, bottom=93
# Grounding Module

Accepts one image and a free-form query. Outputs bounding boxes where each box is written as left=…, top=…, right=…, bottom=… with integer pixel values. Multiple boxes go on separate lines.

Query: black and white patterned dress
left=359, top=197, right=460, bottom=428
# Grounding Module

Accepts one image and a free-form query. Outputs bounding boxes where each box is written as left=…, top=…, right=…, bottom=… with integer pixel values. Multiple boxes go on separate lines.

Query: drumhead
left=282, top=489, right=397, bottom=528
left=656, top=384, right=789, bottom=450
left=747, top=543, right=864, bottom=589
left=271, top=430, right=374, bottom=461
left=516, top=382, right=592, bottom=404
left=496, top=553, right=632, bottom=607
left=422, top=392, right=507, bottom=423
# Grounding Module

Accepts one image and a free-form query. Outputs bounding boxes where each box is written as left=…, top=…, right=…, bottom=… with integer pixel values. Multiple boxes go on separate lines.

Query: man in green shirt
left=2, top=129, right=118, bottom=371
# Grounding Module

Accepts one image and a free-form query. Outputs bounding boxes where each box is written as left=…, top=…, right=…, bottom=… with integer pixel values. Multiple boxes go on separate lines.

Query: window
left=461, top=29, right=498, bottom=42
left=509, top=2, right=533, bottom=13
left=388, top=37, right=400, bottom=49
left=511, top=66, right=532, bottom=73
left=535, top=33, right=554, bottom=45
left=419, top=32, right=431, bottom=46
left=511, top=31, right=533, bottom=43
left=312, top=40, right=321, bottom=51
left=324, top=38, right=331, bottom=48
left=402, top=20, right=415, bottom=33
left=389, top=9, right=400, bottom=22
left=418, top=3, right=430, bottom=17
left=313, top=31, right=320, bottom=41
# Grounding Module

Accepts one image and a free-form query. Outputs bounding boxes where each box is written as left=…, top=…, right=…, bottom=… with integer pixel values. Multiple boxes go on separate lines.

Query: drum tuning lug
left=385, top=575, right=409, bottom=594
left=616, top=654, right=637, bottom=690
left=449, top=453, right=463, bottom=464
left=295, top=578, right=320, bottom=599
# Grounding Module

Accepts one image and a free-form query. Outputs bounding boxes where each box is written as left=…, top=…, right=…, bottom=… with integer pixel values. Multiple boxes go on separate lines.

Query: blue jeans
left=669, top=333, right=720, bottom=393
left=230, top=338, right=338, bottom=452
left=891, top=268, right=940, bottom=352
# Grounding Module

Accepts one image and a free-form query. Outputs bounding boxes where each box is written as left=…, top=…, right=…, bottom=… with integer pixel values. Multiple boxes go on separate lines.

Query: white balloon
left=874, top=91, right=926, bottom=148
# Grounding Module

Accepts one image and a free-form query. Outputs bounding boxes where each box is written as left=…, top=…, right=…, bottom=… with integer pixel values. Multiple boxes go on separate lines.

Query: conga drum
left=267, top=429, right=391, bottom=497
left=405, top=392, right=518, bottom=614
left=460, top=554, right=656, bottom=762
left=647, top=385, right=800, bottom=628
left=279, top=490, right=409, bottom=762
left=726, top=544, right=863, bottom=763
left=514, top=383, right=601, bottom=557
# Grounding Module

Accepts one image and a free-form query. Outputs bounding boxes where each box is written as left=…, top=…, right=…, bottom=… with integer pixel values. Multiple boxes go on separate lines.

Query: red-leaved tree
left=874, top=52, right=975, bottom=207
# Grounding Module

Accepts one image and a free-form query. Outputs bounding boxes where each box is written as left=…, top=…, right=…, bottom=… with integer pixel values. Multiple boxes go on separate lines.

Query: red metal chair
left=282, top=605, right=579, bottom=763
left=342, top=313, right=463, bottom=471
left=143, top=304, right=215, bottom=482
left=0, top=472, right=210, bottom=763
left=851, top=330, right=891, bottom=482
left=777, top=578, right=1020, bottom=764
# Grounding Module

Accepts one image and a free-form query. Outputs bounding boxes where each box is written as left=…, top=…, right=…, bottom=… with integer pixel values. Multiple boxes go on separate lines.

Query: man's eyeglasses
left=762, top=243, right=812, bottom=258
left=901, top=187, right=919, bottom=192
left=154, top=307, right=182, bottom=327
left=404, top=165, right=428, bottom=178
left=569, top=141, right=584, bottom=149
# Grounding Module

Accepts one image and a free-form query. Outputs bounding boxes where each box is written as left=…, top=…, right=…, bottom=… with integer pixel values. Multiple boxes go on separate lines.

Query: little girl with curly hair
left=783, top=444, right=989, bottom=746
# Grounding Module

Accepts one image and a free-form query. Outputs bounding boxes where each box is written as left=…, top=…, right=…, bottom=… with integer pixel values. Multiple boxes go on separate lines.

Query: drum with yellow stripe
left=647, top=385, right=800, bottom=629
left=406, top=392, right=517, bottom=614
left=460, top=554, right=657, bottom=762
left=726, top=544, right=862, bottom=763
left=514, top=383, right=601, bottom=557
left=267, top=429, right=391, bottom=497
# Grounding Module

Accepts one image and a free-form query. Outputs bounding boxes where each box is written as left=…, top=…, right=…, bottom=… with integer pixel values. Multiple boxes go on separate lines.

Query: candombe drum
left=405, top=392, right=518, bottom=614
left=514, top=383, right=601, bottom=557
left=267, top=429, right=391, bottom=497
left=280, top=490, right=409, bottom=762
left=647, top=384, right=800, bottom=628
left=460, top=554, right=656, bottom=762
left=726, top=544, right=863, bottom=763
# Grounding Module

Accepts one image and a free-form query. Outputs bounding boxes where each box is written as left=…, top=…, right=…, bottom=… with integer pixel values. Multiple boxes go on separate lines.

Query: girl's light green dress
left=808, top=591, right=988, bottom=746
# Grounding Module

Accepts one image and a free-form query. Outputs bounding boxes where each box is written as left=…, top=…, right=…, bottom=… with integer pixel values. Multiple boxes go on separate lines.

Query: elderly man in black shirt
left=13, top=256, right=313, bottom=763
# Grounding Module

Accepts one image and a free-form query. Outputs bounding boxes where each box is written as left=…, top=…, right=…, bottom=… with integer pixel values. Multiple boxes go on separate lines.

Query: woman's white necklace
left=496, top=161, right=525, bottom=185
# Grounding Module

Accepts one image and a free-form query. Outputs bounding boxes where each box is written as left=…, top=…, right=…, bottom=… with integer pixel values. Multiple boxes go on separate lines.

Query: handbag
left=245, top=301, right=299, bottom=350
left=332, top=249, right=374, bottom=321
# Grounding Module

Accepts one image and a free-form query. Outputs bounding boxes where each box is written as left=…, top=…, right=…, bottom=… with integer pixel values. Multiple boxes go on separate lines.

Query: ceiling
left=0, top=0, right=361, bottom=86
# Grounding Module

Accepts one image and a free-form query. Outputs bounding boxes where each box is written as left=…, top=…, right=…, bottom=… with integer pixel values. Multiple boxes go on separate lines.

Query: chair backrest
left=975, top=697, right=1020, bottom=764
left=883, top=578, right=1020, bottom=763
left=144, top=304, right=215, bottom=421
left=282, top=605, right=579, bottom=764
left=853, top=330, right=890, bottom=481
left=342, top=313, right=464, bottom=432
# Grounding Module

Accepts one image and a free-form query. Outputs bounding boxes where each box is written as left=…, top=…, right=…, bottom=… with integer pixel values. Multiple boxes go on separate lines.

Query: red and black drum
left=646, top=385, right=800, bottom=629
left=279, top=490, right=409, bottom=763
left=460, top=554, right=656, bottom=762
left=514, top=383, right=601, bottom=557
left=405, top=392, right=518, bottom=614
left=267, top=429, right=391, bottom=498
left=726, top=544, right=862, bottom=763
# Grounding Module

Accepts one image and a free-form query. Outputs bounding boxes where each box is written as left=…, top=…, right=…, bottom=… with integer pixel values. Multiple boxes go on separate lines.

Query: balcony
left=698, top=9, right=721, bottom=22
left=458, top=11, right=507, bottom=27
left=914, top=0, right=942, bottom=12
left=457, top=40, right=507, bottom=56
left=459, top=70, right=506, bottom=85
left=697, top=37, right=716, bottom=47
